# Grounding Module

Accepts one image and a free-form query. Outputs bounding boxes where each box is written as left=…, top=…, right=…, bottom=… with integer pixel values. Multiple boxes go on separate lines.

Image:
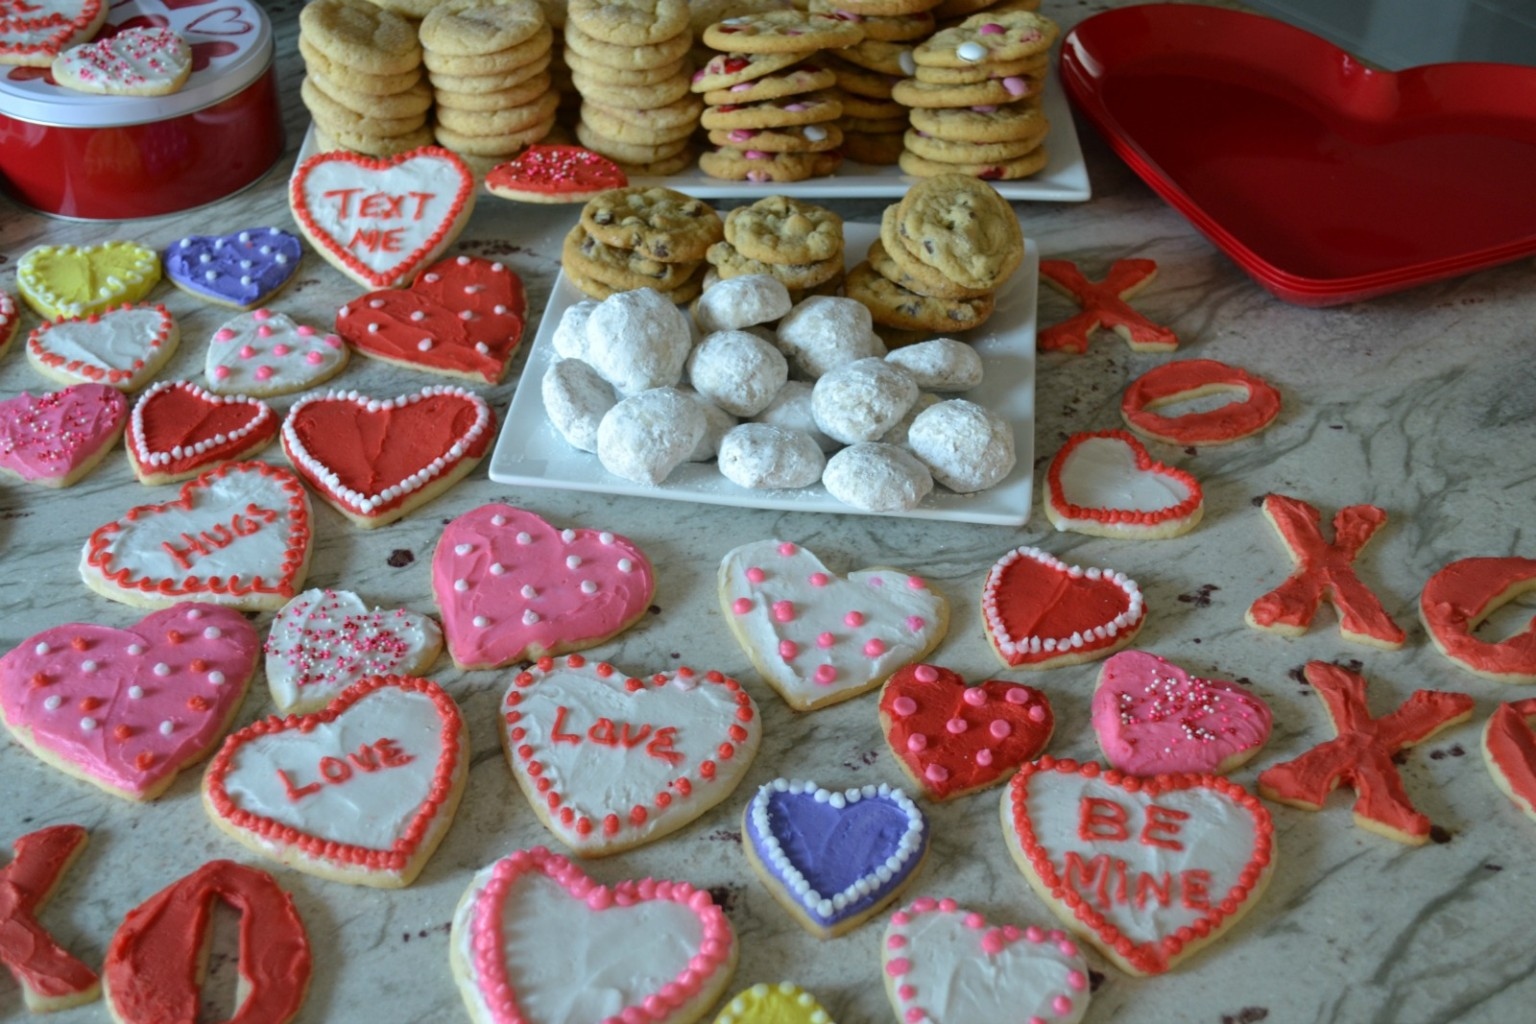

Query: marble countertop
left=2, top=1, right=1534, bottom=1022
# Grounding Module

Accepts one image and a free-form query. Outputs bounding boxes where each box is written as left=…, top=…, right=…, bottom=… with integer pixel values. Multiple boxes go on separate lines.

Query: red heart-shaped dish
left=1060, top=4, right=1536, bottom=305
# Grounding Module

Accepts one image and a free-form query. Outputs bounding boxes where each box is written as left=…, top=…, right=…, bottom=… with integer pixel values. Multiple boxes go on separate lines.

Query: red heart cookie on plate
left=202, top=675, right=467, bottom=887
left=879, top=664, right=1053, bottom=800
left=0, top=383, right=128, bottom=487
left=126, top=380, right=276, bottom=484
left=280, top=385, right=494, bottom=528
left=0, top=604, right=258, bottom=800
left=982, top=546, right=1145, bottom=670
left=26, top=303, right=178, bottom=391
left=1045, top=429, right=1203, bottom=539
left=1003, top=757, right=1275, bottom=976
left=337, top=255, right=526, bottom=384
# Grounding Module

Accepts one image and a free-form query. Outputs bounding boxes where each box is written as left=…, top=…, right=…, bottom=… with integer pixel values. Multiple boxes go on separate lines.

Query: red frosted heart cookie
left=879, top=664, right=1053, bottom=800
left=1420, top=556, right=1536, bottom=683
left=126, top=380, right=276, bottom=485
left=485, top=144, right=628, bottom=204
left=1045, top=429, right=1203, bottom=539
left=982, top=545, right=1145, bottom=670
left=0, top=383, right=127, bottom=488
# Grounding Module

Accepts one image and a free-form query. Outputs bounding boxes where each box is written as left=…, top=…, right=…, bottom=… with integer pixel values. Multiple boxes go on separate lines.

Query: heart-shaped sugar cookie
left=205, top=308, right=348, bottom=397
left=281, top=386, right=493, bottom=527
left=880, top=664, right=1053, bottom=800
left=51, top=26, right=191, bottom=95
left=1045, top=429, right=1204, bottom=539
left=27, top=303, right=178, bottom=391
left=203, top=675, right=467, bottom=887
left=0, top=604, right=258, bottom=800
left=337, top=255, right=526, bottom=384
left=1092, top=651, right=1272, bottom=776
left=289, top=146, right=475, bottom=289
left=265, top=589, right=442, bottom=714
left=0, top=383, right=127, bottom=487
left=501, top=655, right=761, bottom=856
left=449, top=846, right=737, bottom=1024
left=80, top=460, right=312, bottom=611
left=164, top=227, right=303, bottom=310
left=719, top=539, right=949, bottom=711
left=433, top=505, right=655, bottom=670
left=714, top=983, right=833, bottom=1024
left=126, top=380, right=276, bottom=484
left=0, top=0, right=107, bottom=68
left=0, top=290, right=18, bottom=355
left=982, top=545, right=1146, bottom=669
left=17, top=241, right=161, bottom=319
left=1003, top=757, right=1275, bottom=975
left=882, top=898, right=1092, bottom=1024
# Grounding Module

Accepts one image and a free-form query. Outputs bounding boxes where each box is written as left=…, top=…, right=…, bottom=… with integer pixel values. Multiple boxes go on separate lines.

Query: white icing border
left=982, top=546, right=1143, bottom=659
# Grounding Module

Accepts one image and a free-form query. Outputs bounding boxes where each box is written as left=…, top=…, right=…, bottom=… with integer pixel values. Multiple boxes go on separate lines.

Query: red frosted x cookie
left=1038, top=258, right=1177, bottom=354
left=1257, top=661, right=1474, bottom=845
left=1245, top=493, right=1406, bottom=649
left=0, top=825, right=100, bottom=1012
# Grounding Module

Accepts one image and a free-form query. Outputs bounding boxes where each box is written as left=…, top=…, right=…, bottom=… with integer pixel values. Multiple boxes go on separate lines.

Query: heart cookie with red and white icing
left=0, top=604, right=258, bottom=801
left=501, top=655, right=761, bottom=856
left=202, top=675, right=468, bottom=887
left=0, top=290, right=19, bottom=355
left=882, top=898, right=1092, bottom=1024
left=205, top=308, right=349, bottom=397
left=1002, top=757, right=1275, bottom=976
left=0, top=0, right=108, bottom=68
left=126, top=380, right=277, bottom=484
left=27, top=303, right=179, bottom=391
left=52, top=26, right=192, bottom=96
left=433, top=505, right=656, bottom=670
left=0, top=383, right=128, bottom=487
left=449, top=846, right=738, bottom=1024
left=281, top=386, right=494, bottom=528
left=337, top=255, right=526, bottom=384
left=719, top=539, right=950, bottom=712
left=982, top=545, right=1146, bottom=669
left=79, top=460, right=312, bottom=611
left=1045, top=429, right=1204, bottom=539
left=289, top=146, right=475, bottom=289
left=880, top=665, right=1053, bottom=800
left=17, top=241, right=160, bottom=319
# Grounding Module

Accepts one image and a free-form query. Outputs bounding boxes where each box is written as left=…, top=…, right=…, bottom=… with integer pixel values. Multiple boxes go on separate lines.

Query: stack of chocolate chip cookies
left=892, top=10, right=1058, bottom=179
left=299, top=0, right=433, bottom=158
left=694, top=11, right=866, bottom=182
left=562, top=186, right=723, bottom=302
left=566, top=0, right=700, bottom=176
left=705, top=195, right=847, bottom=301
left=847, top=174, right=1021, bottom=335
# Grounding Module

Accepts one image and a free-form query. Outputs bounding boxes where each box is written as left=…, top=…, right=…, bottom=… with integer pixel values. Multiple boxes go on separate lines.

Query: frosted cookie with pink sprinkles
left=51, top=26, right=192, bottom=96
left=205, top=309, right=349, bottom=398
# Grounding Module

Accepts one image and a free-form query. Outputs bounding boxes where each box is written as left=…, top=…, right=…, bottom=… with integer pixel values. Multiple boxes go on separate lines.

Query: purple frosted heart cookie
left=743, top=777, right=929, bottom=938
left=164, top=228, right=303, bottom=310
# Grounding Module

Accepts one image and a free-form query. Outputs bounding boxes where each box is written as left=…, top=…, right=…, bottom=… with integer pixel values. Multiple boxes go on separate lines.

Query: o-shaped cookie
left=1120, top=358, right=1281, bottom=445
left=1421, top=557, right=1536, bottom=683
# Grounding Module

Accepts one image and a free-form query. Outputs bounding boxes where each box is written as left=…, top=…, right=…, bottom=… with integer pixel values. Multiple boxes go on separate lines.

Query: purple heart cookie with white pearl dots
left=164, top=228, right=303, bottom=311
left=204, top=309, right=349, bottom=398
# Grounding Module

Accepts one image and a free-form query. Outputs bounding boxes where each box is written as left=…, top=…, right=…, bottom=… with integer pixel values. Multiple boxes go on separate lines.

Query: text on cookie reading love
left=1064, top=796, right=1212, bottom=911
left=322, top=189, right=437, bottom=256
left=160, top=502, right=281, bottom=570
left=550, top=705, right=683, bottom=765
left=276, top=737, right=415, bottom=801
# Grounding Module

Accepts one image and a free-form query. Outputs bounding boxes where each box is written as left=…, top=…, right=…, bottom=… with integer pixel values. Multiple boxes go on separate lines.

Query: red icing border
left=26, top=304, right=175, bottom=386
left=0, top=0, right=103, bottom=58
left=1420, top=556, right=1536, bottom=680
left=1046, top=430, right=1203, bottom=528
left=0, top=825, right=99, bottom=1007
left=1120, top=358, right=1282, bottom=445
left=1484, top=699, right=1536, bottom=820
left=1038, top=258, right=1177, bottom=354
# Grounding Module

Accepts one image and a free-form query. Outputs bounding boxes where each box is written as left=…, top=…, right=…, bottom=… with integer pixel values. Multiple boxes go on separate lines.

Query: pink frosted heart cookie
left=1044, top=429, right=1204, bottom=539
left=433, top=505, right=656, bottom=670
left=1092, top=651, right=1272, bottom=776
left=289, top=146, right=476, bottom=289
left=0, top=383, right=127, bottom=487
left=205, top=308, right=348, bottom=397
left=0, top=0, right=108, bottom=68
left=882, top=898, right=1092, bottom=1024
left=51, top=25, right=192, bottom=96
left=1003, top=757, right=1275, bottom=976
left=718, top=539, right=950, bottom=712
left=126, top=380, right=277, bottom=485
left=982, top=545, right=1146, bottom=670
left=202, top=675, right=468, bottom=887
left=0, top=604, right=258, bottom=801
left=26, top=303, right=179, bottom=391
left=448, top=846, right=738, bottom=1024
left=79, top=461, right=312, bottom=611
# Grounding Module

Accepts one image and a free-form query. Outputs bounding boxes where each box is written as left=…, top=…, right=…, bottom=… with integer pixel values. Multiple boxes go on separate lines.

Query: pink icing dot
left=1028, top=704, right=1047, bottom=722
left=214, top=328, right=235, bottom=342
left=946, top=717, right=967, bottom=734
left=777, top=542, right=797, bottom=556
left=254, top=366, right=273, bottom=380
left=907, top=734, right=927, bottom=752
left=779, top=640, right=799, bottom=659
left=745, top=566, right=766, bottom=583
left=256, top=325, right=272, bottom=338
left=924, top=764, right=949, bottom=782
left=272, top=344, right=291, bottom=356
left=1053, top=997, right=1073, bottom=1015
left=212, top=366, right=230, bottom=379
left=864, top=638, right=886, bottom=657
left=771, top=600, right=794, bottom=622
left=906, top=616, right=926, bottom=632
left=1025, top=925, right=1044, bottom=943
left=964, top=913, right=985, bottom=929
left=252, top=309, right=271, bottom=321
left=982, top=929, right=1007, bottom=955
left=816, top=632, right=834, bottom=649
left=295, top=325, right=315, bottom=336
left=976, top=748, right=993, bottom=766
left=990, top=720, right=1012, bottom=739
left=906, top=575, right=925, bottom=589
left=306, top=352, right=323, bottom=364
left=845, top=610, right=865, bottom=627
left=963, top=687, right=986, bottom=706
left=1068, top=970, right=1088, bottom=991
left=914, top=665, right=938, bottom=683
left=814, top=664, right=837, bottom=685
left=238, top=345, right=255, bottom=359
left=325, top=335, right=343, bottom=348
left=1005, top=687, right=1029, bottom=704
left=809, top=572, right=829, bottom=587
left=732, top=597, right=752, bottom=615
left=892, top=696, right=917, bottom=716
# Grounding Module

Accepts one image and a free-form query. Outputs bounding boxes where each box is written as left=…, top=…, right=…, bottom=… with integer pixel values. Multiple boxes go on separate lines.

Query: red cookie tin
left=0, top=0, right=281, bottom=220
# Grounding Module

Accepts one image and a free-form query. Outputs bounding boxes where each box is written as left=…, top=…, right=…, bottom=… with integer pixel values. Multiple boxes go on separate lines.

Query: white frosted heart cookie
left=27, top=303, right=179, bottom=391
left=0, top=0, right=109, bottom=68
left=1044, top=429, right=1203, bottom=539
left=205, top=309, right=349, bottom=397
left=52, top=26, right=192, bottom=96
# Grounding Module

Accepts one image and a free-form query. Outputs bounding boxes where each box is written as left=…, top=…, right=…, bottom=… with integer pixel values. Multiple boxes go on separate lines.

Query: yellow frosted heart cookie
left=17, top=242, right=161, bottom=320
left=713, top=982, right=835, bottom=1024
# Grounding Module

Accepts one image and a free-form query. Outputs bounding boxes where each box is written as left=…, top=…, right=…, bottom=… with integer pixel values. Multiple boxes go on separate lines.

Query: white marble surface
left=2, top=1, right=1535, bottom=1022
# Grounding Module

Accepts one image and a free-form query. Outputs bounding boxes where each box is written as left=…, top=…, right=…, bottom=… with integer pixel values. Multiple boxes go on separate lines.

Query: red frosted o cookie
left=1483, top=699, right=1536, bottom=822
left=1120, top=358, right=1281, bottom=445
left=1420, top=556, right=1536, bottom=683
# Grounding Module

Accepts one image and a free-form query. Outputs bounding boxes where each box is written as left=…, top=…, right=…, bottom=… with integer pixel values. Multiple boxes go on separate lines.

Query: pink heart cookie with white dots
left=432, top=505, right=656, bottom=670
left=0, top=604, right=258, bottom=801
left=718, top=539, right=950, bottom=711
left=204, top=308, right=349, bottom=397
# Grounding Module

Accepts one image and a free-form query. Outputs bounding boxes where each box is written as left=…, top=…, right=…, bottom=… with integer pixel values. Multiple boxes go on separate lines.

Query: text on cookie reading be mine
left=160, top=502, right=281, bottom=570
left=276, top=737, right=415, bottom=801
left=550, top=704, right=683, bottom=765
left=322, top=188, right=437, bottom=255
left=1064, top=796, right=1213, bottom=911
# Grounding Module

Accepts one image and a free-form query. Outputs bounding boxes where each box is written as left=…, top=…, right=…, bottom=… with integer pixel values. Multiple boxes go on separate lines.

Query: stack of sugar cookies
left=420, top=0, right=557, bottom=166
left=562, top=186, right=722, bottom=302
left=846, top=174, right=1020, bottom=335
left=529, top=0, right=580, bottom=132
left=299, top=0, right=433, bottom=158
left=566, top=0, right=700, bottom=176
left=892, top=10, right=1057, bottom=179
left=706, top=196, right=846, bottom=302
left=694, top=11, right=865, bottom=182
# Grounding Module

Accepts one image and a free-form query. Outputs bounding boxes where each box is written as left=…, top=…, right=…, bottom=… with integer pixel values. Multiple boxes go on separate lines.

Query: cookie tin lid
left=0, top=0, right=272, bottom=128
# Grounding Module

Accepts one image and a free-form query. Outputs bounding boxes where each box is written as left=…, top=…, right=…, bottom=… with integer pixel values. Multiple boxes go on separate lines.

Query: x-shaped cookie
left=1037, top=258, right=1178, bottom=354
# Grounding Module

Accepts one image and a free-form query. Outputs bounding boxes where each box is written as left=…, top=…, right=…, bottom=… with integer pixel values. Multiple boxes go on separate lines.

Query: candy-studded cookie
left=913, top=10, right=1058, bottom=69
left=702, top=11, right=865, bottom=53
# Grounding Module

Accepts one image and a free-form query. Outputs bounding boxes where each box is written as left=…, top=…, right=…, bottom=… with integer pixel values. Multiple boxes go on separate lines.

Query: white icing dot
left=44, top=695, right=61, bottom=711
left=160, top=720, right=175, bottom=735
left=153, top=663, right=171, bottom=676
left=581, top=580, right=597, bottom=594
left=128, top=686, right=144, bottom=699
left=523, top=610, right=541, bottom=625
left=566, top=555, right=582, bottom=569
left=455, top=543, right=473, bottom=555
left=618, top=559, right=634, bottom=572
left=127, top=644, right=144, bottom=656
left=208, top=671, right=225, bottom=685
left=489, top=563, right=506, bottom=575
left=33, top=642, right=48, bottom=655
left=521, top=584, right=537, bottom=598
left=473, top=615, right=489, bottom=628
left=454, top=579, right=469, bottom=592
left=80, top=717, right=97, bottom=732
left=81, top=660, right=97, bottom=673
left=204, top=627, right=222, bottom=639
left=561, top=529, right=576, bottom=542
left=515, top=531, right=531, bottom=544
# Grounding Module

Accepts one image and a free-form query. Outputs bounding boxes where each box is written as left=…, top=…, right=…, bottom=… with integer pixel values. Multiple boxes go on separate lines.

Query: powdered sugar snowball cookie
left=687, top=329, right=789, bottom=417
left=551, top=299, right=597, bottom=360
left=693, top=273, right=793, bottom=333
left=822, top=442, right=934, bottom=513
left=597, top=388, right=706, bottom=485
left=264, top=589, right=443, bottom=714
left=718, top=423, right=825, bottom=490
left=205, top=308, right=349, bottom=397
left=0, top=383, right=128, bottom=488
left=543, top=358, right=616, bottom=453
left=906, top=399, right=1015, bottom=493
left=885, top=337, right=984, bottom=392
left=879, top=391, right=939, bottom=448
left=754, top=380, right=838, bottom=453
left=585, top=287, right=693, bottom=396
left=812, top=357, right=919, bottom=444
left=678, top=387, right=738, bottom=462
left=775, top=296, right=887, bottom=379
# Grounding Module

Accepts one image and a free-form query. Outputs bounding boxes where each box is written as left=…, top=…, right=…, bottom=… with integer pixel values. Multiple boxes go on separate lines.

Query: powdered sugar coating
left=584, top=288, right=691, bottom=396
left=881, top=392, right=941, bottom=448
left=775, top=296, right=886, bottom=379
left=693, top=274, right=792, bottom=333
left=823, top=442, right=934, bottom=512
left=753, top=380, right=838, bottom=452
left=678, top=387, right=738, bottom=462
left=812, top=358, right=919, bottom=445
left=885, top=338, right=984, bottom=392
left=542, top=358, right=615, bottom=453
left=718, top=423, right=825, bottom=489
left=551, top=300, right=597, bottom=360
left=687, top=329, right=789, bottom=417
left=908, top=399, right=1016, bottom=492
left=596, top=388, right=706, bottom=484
